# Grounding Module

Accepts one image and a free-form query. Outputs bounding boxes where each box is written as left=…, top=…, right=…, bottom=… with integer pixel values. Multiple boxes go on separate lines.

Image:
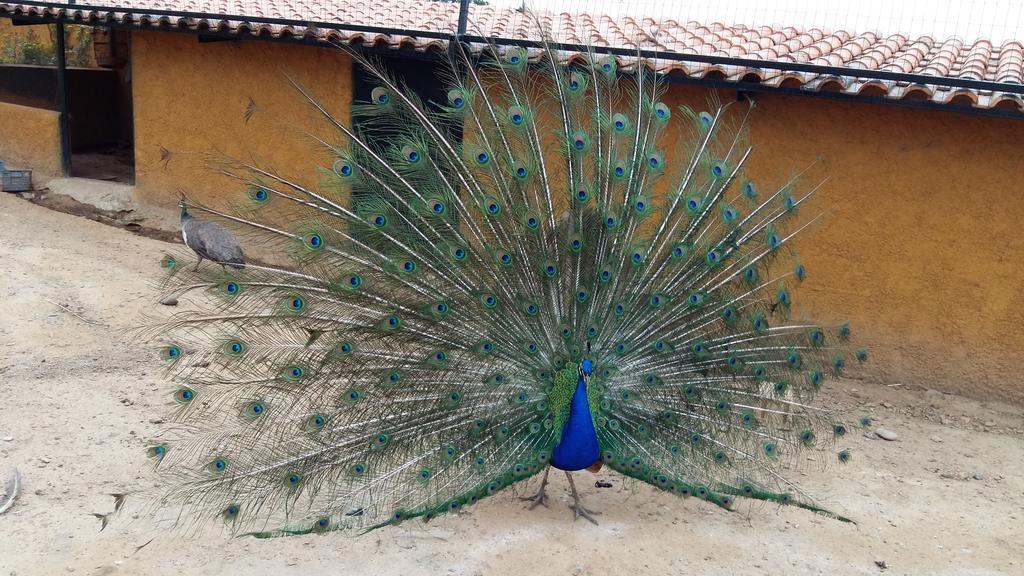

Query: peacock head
left=178, top=199, right=190, bottom=220
left=580, top=358, right=594, bottom=377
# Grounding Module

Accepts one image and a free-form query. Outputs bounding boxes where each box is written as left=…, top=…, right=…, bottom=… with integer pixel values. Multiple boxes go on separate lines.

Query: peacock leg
left=520, top=466, right=550, bottom=509
left=565, top=471, right=600, bottom=525
left=192, top=257, right=203, bottom=272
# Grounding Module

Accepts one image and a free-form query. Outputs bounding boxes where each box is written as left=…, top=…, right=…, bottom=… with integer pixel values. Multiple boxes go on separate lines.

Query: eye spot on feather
left=333, top=161, right=353, bottom=178
left=447, top=89, right=466, bottom=108
left=305, top=233, right=323, bottom=250
left=795, top=263, right=807, bottom=281
left=209, top=458, right=228, bottom=473
left=800, top=429, right=816, bottom=446
left=147, top=444, right=168, bottom=459
left=653, top=102, right=670, bottom=119
left=164, top=345, right=182, bottom=360
left=371, top=87, right=390, bottom=105
left=373, top=433, right=391, bottom=449
left=243, top=401, right=266, bottom=419
left=372, top=214, right=387, bottom=228
left=174, top=387, right=194, bottom=403
left=306, top=414, right=327, bottom=432
left=249, top=186, right=270, bottom=202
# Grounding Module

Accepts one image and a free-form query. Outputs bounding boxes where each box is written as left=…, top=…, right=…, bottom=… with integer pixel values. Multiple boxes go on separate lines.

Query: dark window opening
left=350, top=52, right=464, bottom=235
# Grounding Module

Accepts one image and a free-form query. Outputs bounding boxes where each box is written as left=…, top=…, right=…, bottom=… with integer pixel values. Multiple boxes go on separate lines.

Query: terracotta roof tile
left=2, top=0, right=1022, bottom=111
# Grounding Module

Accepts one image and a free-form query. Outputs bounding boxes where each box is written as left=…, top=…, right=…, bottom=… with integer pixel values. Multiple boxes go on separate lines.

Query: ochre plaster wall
left=0, top=100, right=61, bottom=181
left=663, top=86, right=1024, bottom=402
left=130, top=30, right=352, bottom=213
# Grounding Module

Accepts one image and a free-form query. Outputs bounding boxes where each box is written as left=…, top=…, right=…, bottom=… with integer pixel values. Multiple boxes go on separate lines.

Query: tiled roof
left=3, top=0, right=1023, bottom=112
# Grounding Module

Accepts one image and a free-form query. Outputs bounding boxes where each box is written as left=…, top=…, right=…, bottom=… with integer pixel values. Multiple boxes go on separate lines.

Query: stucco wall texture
left=0, top=100, right=61, bottom=180
left=129, top=31, right=1024, bottom=403
left=131, top=30, right=352, bottom=214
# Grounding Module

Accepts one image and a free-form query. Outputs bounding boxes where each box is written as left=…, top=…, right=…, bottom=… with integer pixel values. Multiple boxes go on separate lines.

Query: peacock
left=145, top=33, right=867, bottom=536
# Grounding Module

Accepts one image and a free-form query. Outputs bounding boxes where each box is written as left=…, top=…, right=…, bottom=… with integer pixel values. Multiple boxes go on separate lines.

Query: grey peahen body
left=179, top=200, right=245, bottom=270
left=146, top=34, right=866, bottom=536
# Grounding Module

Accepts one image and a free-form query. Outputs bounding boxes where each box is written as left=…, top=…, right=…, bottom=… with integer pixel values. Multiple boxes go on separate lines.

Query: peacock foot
left=520, top=467, right=550, bottom=510
left=569, top=500, right=601, bottom=525
left=564, top=471, right=600, bottom=525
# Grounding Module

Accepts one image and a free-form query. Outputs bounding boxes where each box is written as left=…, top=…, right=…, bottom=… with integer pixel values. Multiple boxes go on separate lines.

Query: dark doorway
left=68, top=27, right=134, bottom=183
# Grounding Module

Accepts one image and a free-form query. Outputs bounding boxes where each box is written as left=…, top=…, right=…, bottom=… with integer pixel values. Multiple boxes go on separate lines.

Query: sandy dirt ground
left=0, top=192, right=1022, bottom=576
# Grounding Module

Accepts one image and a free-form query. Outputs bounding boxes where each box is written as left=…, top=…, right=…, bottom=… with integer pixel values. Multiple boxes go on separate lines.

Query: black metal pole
left=55, top=22, right=71, bottom=176
left=457, top=0, right=469, bottom=37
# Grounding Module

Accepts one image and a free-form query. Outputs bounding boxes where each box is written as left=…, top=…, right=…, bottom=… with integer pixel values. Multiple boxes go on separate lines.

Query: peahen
left=146, top=37, right=867, bottom=536
left=178, top=199, right=246, bottom=271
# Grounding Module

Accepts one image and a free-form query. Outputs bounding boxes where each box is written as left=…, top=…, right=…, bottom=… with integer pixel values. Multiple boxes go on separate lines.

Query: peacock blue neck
left=550, top=374, right=601, bottom=471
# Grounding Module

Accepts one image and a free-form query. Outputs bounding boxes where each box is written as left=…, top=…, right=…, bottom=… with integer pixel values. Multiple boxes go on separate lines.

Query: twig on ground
left=43, top=298, right=109, bottom=327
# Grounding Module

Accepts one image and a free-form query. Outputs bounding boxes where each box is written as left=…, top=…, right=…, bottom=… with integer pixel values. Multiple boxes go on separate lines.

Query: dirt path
left=0, top=193, right=1021, bottom=576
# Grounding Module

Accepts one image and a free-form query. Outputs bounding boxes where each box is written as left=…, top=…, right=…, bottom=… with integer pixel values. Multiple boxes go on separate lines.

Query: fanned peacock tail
left=145, top=32, right=867, bottom=536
